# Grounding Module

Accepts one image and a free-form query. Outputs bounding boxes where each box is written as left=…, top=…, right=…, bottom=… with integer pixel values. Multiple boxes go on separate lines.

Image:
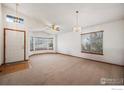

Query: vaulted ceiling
left=2, top=3, right=124, bottom=33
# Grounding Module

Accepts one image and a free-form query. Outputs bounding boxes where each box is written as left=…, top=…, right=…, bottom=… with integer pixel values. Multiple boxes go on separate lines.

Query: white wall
left=1, top=4, right=45, bottom=64
left=57, top=19, right=124, bottom=66
left=0, top=4, right=3, bottom=65
left=29, top=31, right=57, bottom=56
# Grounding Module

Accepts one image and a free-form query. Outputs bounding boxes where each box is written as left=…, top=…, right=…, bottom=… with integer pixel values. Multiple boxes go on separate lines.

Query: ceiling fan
left=48, top=24, right=60, bottom=31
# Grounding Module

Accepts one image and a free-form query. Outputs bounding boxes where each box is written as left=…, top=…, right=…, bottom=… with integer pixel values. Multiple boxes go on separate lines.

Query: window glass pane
left=30, top=37, right=34, bottom=51
left=30, top=37, right=53, bottom=51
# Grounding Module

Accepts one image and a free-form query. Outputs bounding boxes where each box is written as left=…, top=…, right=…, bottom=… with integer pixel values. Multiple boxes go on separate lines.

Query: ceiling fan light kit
left=51, top=24, right=60, bottom=31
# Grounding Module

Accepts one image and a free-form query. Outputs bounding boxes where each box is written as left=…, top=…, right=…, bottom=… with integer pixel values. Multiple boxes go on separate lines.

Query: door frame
left=3, top=28, right=26, bottom=64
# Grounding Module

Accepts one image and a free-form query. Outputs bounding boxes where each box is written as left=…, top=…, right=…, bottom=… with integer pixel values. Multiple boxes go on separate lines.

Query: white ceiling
left=3, top=3, right=124, bottom=33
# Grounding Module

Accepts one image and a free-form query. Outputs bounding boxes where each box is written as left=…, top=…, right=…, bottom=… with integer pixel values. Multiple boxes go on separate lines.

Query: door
left=4, top=28, right=26, bottom=63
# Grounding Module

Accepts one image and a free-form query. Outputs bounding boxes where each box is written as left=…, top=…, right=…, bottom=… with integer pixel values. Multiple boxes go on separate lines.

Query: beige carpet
left=0, top=53, right=123, bottom=85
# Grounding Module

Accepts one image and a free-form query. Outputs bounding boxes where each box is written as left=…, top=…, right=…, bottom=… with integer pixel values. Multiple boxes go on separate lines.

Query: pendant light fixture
left=14, top=3, right=20, bottom=23
left=73, top=11, right=81, bottom=32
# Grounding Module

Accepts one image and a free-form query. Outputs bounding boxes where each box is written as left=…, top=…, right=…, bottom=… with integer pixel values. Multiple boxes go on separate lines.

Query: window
left=30, top=37, right=34, bottom=51
left=6, top=15, right=24, bottom=24
left=30, top=37, right=53, bottom=51
left=81, top=31, right=103, bottom=55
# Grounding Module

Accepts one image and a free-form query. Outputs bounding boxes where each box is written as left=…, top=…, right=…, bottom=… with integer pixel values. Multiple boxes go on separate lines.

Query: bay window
left=30, top=37, right=53, bottom=51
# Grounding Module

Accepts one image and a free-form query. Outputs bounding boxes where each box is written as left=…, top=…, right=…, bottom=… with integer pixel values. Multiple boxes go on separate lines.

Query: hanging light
left=14, top=3, right=20, bottom=23
left=73, top=11, right=81, bottom=32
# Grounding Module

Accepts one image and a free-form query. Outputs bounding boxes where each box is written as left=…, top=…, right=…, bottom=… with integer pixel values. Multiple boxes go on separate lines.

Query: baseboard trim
left=29, top=52, right=58, bottom=57
left=57, top=52, right=124, bottom=67
left=1, top=59, right=29, bottom=65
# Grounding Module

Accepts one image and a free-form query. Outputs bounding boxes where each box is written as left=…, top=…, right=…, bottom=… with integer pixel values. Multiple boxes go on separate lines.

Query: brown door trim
left=3, top=28, right=26, bottom=64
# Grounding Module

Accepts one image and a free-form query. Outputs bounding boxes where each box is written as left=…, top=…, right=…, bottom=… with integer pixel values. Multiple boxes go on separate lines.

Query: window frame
left=30, top=37, right=54, bottom=51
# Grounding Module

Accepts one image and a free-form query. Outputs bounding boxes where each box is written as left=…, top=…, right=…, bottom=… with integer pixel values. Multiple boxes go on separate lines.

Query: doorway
left=4, top=28, right=26, bottom=64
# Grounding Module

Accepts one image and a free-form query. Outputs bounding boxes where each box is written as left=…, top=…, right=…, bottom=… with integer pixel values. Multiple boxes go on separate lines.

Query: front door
left=4, top=28, right=26, bottom=63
